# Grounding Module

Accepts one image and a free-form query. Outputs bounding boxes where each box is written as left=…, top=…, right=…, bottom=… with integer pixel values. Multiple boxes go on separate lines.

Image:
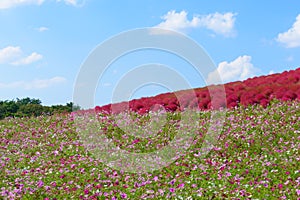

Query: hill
left=95, top=68, right=300, bottom=114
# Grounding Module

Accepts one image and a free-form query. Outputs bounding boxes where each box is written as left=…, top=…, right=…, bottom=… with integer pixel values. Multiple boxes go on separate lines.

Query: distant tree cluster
left=0, top=97, right=80, bottom=120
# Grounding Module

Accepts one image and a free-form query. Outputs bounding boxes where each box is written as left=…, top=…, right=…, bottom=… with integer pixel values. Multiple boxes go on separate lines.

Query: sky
left=0, top=0, right=300, bottom=107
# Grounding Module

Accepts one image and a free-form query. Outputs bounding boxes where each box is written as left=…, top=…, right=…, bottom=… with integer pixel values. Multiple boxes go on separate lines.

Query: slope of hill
left=1, top=97, right=299, bottom=199
left=95, top=68, right=300, bottom=114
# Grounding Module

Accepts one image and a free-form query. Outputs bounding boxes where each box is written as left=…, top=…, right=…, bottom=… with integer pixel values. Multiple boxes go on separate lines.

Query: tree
left=18, top=104, right=44, bottom=117
left=16, top=97, right=41, bottom=105
left=0, top=97, right=77, bottom=120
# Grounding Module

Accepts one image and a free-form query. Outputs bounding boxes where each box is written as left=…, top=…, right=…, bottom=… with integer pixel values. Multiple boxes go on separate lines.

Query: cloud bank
left=154, top=10, right=237, bottom=37
left=207, top=55, right=259, bottom=84
left=277, top=14, right=300, bottom=48
left=0, top=46, right=42, bottom=66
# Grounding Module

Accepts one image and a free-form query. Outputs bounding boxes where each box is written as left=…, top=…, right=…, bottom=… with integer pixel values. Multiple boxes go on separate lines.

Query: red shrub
left=94, top=67, right=300, bottom=114
left=282, top=91, right=297, bottom=101
left=165, top=103, right=178, bottom=112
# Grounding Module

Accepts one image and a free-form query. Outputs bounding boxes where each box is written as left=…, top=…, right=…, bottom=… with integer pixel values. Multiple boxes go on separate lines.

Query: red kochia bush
left=95, top=67, right=300, bottom=113
left=226, top=94, right=239, bottom=106
left=282, top=91, right=297, bottom=101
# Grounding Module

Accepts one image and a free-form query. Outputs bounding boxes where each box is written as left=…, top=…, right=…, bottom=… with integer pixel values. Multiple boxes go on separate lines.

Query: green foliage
left=0, top=97, right=79, bottom=120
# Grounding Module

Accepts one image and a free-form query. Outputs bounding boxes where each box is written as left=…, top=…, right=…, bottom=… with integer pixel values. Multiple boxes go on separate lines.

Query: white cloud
left=155, top=10, right=200, bottom=32
left=276, top=14, right=300, bottom=48
left=198, top=12, right=237, bottom=37
left=0, top=46, right=43, bottom=66
left=36, top=27, right=49, bottom=32
left=153, top=10, right=236, bottom=37
left=0, top=46, right=22, bottom=64
left=0, top=76, right=66, bottom=90
left=207, top=55, right=258, bottom=84
left=12, top=52, right=43, bottom=66
left=0, top=0, right=44, bottom=9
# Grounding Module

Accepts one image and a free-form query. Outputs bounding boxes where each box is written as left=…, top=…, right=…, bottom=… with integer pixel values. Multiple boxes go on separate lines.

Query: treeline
left=0, top=97, right=80, bottom=120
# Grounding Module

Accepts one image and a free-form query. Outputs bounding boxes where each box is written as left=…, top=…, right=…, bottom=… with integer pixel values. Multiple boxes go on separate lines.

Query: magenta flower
left=158, top=189, right=164, bottom=195
left=169, top=188, right=175, bottom=193
left=225, top=172, right=231, bottom=177
left=177, top=183, right=185, bottom=189
left=169, top=179, right=176, bottom=185
left=132, top=139, right=140, bottom=144
left=37, top=180, right=44, bottom=188
left=120, top=192, right=127, bottom=199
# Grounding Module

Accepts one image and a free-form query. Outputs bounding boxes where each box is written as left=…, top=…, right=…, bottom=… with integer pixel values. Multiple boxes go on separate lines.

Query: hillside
left=1, top=98, right=299, bottom=199
left=95, top=68, right=300, bottom=114
left=0, top=68, right=299, bottom=199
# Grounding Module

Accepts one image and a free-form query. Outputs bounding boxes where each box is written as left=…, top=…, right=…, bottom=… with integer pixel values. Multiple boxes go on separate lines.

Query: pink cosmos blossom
left=37, top=180, right=44, bottom=188
left=177, top=183, right=184, bottom=189
left=169, top=188, right=175, bottom=193
left=120, top=192, right=127, bottom=199
left=225, top=172, right=231, bottom=177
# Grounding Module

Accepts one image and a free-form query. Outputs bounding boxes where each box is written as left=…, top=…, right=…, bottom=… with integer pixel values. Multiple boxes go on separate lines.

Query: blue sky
left=0, top=0, right=300, bottom=106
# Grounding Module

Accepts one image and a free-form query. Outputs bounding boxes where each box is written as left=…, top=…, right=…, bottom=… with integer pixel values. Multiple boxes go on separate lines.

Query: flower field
left=1, top=68, right=300, bottom=199
left=96, top=68, right=300, bottom=114
left=1, top=101, right=299, bottom=199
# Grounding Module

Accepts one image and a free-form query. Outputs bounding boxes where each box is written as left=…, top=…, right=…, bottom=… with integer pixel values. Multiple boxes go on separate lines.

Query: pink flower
left=153, top=176, right=158, bottom=181
left=169, top=179, right=176, bottom=185
left=177, top=183, right=184, bottom=189
left=158, top=189, right=164, bottom=195
left=132, top=139, right=140, bottom=144
left=120, top=192, right=127, bottom=199
left=169, top=188, right=175, bottom=193
left=53, top=150, right=59, bottom=156
left=124, top=176, right=130, bottom=182
left=296, top=189, right=300, bottom=196
left=37, top=180, right=44, bottom=188
left=225, top=172, right=231, bottom=177
left=278, top=183, right=283, bottom=189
